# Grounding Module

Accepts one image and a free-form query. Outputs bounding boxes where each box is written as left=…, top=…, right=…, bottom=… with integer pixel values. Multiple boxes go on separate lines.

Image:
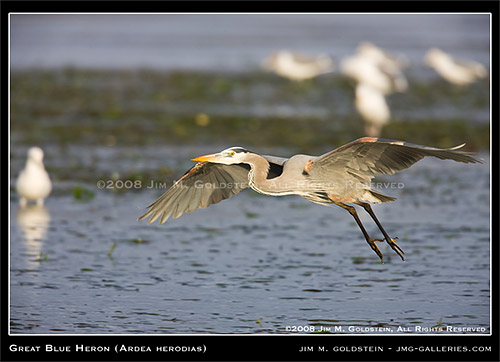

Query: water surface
left=10, top=146, right=490, bottom=334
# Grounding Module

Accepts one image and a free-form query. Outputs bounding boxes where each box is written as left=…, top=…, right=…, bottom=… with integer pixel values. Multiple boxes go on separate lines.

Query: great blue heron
left=138, top=137, right=481, bottom=262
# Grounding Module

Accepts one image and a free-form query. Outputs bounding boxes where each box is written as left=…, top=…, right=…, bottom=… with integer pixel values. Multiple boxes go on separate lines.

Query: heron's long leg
left=355, top=202, right=405, bottom=261
left=334, top=202, right=385, bottom=262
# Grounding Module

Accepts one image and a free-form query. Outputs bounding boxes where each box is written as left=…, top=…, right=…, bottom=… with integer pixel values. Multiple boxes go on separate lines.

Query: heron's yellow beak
left=191, top=153, right=220, bottom=162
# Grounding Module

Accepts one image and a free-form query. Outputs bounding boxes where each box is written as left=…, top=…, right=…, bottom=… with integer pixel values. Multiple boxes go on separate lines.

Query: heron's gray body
left=139, top=137, right=481, bottom=262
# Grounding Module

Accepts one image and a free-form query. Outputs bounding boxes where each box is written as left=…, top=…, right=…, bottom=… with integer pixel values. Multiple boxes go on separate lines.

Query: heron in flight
left=139, top=137, right=481, bottom=262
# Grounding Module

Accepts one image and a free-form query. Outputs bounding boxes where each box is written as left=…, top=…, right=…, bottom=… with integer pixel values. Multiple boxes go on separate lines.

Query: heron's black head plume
left=227, top=146, right=251, bottom=154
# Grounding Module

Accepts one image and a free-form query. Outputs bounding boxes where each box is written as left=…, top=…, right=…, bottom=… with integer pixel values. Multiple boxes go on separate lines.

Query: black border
left=2, top=1, right=499, bottom=361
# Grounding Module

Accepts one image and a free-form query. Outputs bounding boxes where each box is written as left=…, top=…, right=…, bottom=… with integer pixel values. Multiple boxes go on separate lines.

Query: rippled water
left=9, top=146, right=490, bottom=334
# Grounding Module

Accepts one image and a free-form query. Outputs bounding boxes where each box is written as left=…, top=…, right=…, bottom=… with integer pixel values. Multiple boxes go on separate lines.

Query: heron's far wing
left=262, top=155, right=287, bottom=166
left=310, top=137, right=482, bottom=183
left=262, top=155, right=288, bottom=179
left=138, top=162, right=250, bottom=224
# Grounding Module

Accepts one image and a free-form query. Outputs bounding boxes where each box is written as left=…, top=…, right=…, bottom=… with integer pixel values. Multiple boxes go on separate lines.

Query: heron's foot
left=373, top=236, right=405, bottom=261
left=367, top=238, right=385, bottom=263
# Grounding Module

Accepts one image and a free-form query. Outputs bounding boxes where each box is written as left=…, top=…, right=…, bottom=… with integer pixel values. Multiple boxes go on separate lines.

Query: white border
left=7, top=12, right=493, bottom=337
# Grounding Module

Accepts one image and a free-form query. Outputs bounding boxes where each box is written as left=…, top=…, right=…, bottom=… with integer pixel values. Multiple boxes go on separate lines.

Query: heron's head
left=191, top=147, right=251, bottom=165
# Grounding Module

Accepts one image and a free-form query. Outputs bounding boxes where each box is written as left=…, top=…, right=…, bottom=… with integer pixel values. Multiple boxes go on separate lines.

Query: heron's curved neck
left=244, top=154, right=286, bottom=196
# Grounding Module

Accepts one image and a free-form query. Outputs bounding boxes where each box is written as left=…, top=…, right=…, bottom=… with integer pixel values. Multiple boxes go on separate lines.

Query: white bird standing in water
left=16, top=147, right=52, bottom=207
left=355, top=83, right=391, bottom=138
left=341, top=42, right=408, bottom=137
left=424, top=48, right=487, bottom=86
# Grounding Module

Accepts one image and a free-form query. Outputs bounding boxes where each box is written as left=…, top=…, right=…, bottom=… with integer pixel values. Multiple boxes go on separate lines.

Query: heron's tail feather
left=367, top=190, right=397, bottom=204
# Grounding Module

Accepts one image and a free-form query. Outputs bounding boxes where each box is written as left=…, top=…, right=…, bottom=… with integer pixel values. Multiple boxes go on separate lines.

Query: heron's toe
left=367, top=238, right=384, bottom=263
left=387, top=237, right=405, bottom=261
left=372, top=237, right=404, bottom=261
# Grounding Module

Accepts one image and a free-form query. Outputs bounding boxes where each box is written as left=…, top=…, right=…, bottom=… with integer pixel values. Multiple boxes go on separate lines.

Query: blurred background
left=9, top=13, right=491, bottom=335
left=10, top=14, right=490, bottom=152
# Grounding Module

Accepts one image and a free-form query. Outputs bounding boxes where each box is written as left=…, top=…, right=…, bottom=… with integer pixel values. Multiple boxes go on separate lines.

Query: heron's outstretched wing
left=310, top=137, right=482, bottom=184
left=138, top=155, right=288, bottom=224
left=138, top=162, right=250, bottom=224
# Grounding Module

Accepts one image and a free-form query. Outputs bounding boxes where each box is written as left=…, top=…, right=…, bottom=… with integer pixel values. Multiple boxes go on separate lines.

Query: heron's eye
left=229, top=151, right=235, bottom=156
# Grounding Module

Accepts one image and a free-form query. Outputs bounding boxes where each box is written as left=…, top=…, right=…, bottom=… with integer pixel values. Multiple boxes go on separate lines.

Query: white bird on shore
left=262, top=50, right=334, bottom=81
left=16, top=147, right=52, bottom=207
left=355, top=83, right=390, bottom=138
left=424, top=48, right=487, bottom=86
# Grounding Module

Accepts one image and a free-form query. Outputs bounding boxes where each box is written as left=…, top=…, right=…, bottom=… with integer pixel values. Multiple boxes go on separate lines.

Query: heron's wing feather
left=138, top=162, right=250, bottom=224
left=310, top=137, right=481, bottom=184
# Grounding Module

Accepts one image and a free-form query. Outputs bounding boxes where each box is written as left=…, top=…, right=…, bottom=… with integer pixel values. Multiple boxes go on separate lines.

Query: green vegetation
left=36, top=252, right=49, bottom=262
left=72, top=186, right=95, bottom=201
left=107, top=241, right=117, bottom=258
left=11, top=68, right=489, bottom=153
